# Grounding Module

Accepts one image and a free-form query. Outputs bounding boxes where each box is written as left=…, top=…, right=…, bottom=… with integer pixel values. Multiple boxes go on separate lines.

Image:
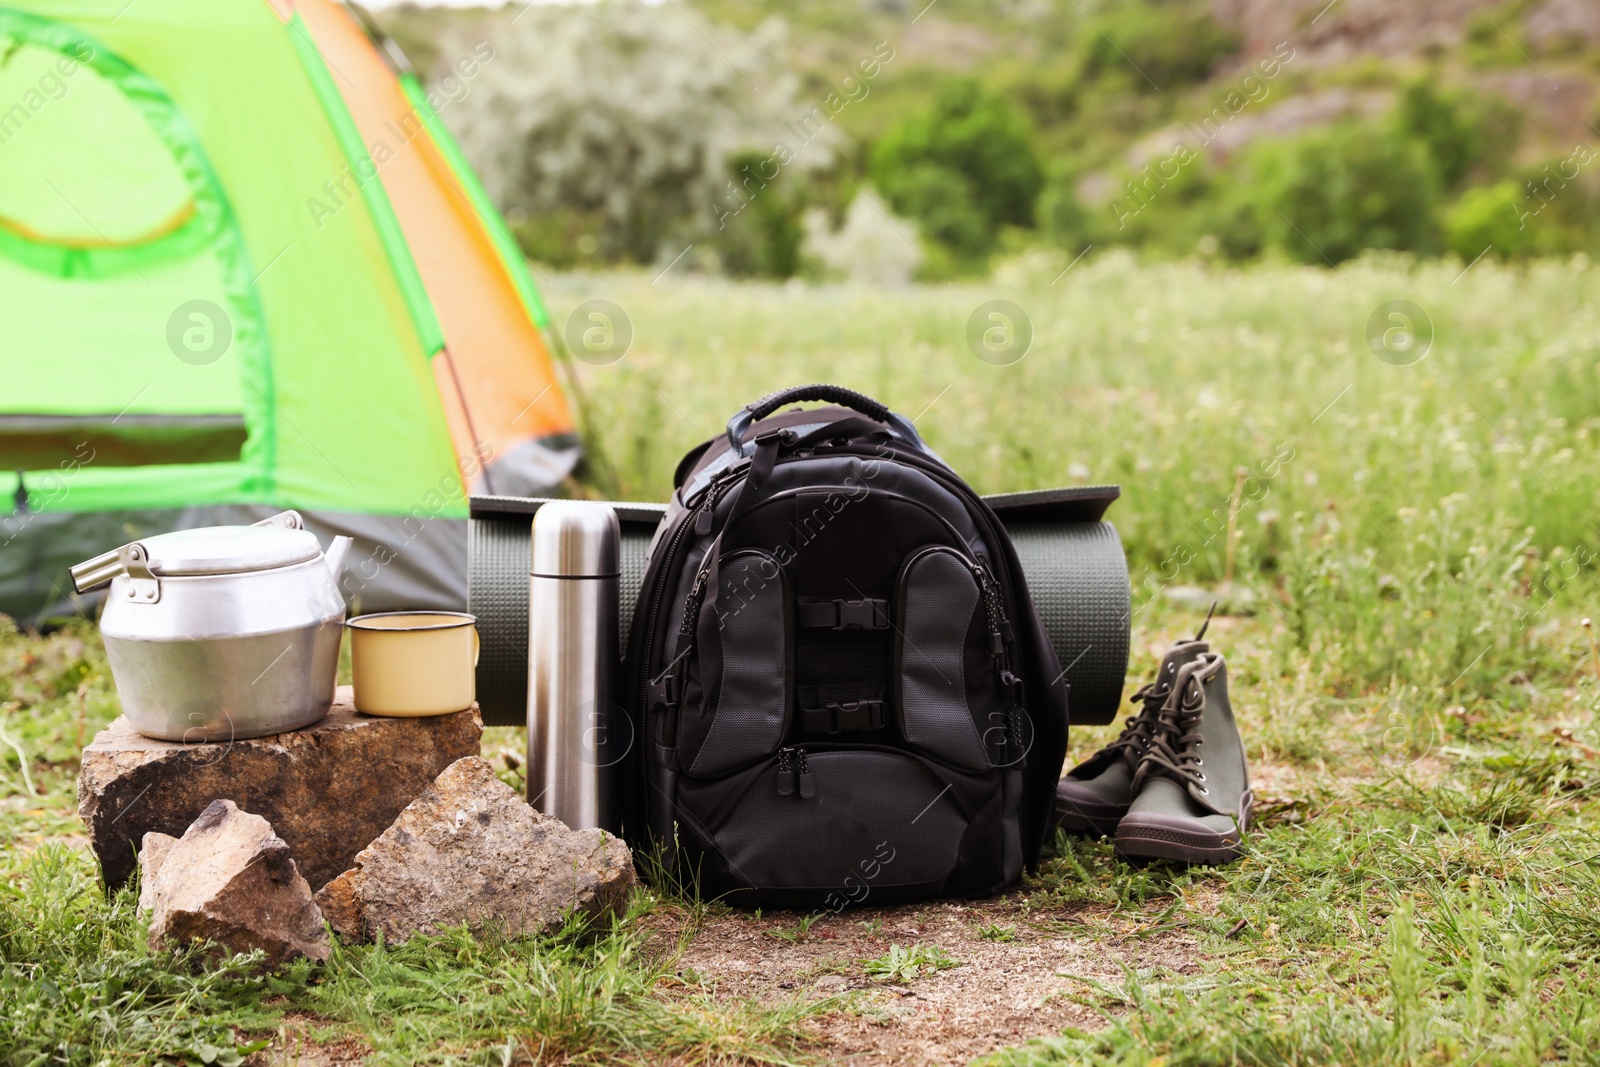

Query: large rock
left=316, top=756, right=634, bottom=944
left=80, top=686, right=482, bottom=891
left=139, top=800, right=329, bottom=967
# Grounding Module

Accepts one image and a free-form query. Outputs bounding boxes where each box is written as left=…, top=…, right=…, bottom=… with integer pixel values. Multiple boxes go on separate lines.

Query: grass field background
left=5, top=254, right=1600, bottom=1064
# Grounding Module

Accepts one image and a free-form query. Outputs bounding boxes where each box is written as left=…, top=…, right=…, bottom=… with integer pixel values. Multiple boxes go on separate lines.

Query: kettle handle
left=253, top=510, right=305, bottom=531
left=71, top=511, right=302, bottom=593
left=69, top=548, right=123, bottom=594
left=69, top=541, right=157, bottom=599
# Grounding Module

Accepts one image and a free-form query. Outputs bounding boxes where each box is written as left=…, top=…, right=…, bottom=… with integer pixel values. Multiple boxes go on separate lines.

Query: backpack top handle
left=725, top=384, right=927, bottom=456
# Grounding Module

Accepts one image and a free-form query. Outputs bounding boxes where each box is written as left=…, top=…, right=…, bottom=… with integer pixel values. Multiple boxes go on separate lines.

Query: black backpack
left=623, top=386, right=1068, bottom=908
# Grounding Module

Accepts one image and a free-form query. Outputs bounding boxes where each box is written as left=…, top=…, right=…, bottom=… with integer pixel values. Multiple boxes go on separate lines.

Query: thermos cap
left=530, top=501, right=620, bottom=578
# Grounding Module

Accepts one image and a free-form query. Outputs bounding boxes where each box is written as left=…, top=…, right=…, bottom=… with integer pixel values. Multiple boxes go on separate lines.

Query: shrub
left=713, top=151, right=806, bottom=278
left=1247, top=121, right=1441, bottom=264
left=1078, top=0, right=1239, bottom=92
left=870, top=80, right=1043, bottom=261
left=1506, top=154, right=1600, bottom=255
left=1189, top=178, right=1268, bottom=260
left=1037, top=168, right=1097, bottom=252
left=889, top=164, right=995, bottom=263
left=1445, top=180, right=1535, bottom=260
left=802, top=187, right=924, bottom=286
left=1394, top=79, right=1521, bottom=191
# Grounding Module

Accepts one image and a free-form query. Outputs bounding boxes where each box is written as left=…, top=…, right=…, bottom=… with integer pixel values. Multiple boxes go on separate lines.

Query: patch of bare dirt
left=674, top=897, right=1208, bottom=1066
left=247, top=1013, right=371, bottom=1067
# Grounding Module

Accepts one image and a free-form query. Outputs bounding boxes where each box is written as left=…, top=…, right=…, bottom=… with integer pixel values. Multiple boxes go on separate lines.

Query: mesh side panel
left=1007, top=521, right=1130, bottom=726
left=468, top=512, right=655, bottom=727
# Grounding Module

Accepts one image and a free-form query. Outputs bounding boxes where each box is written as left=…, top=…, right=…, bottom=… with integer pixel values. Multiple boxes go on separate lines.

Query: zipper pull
left=680, top=569, right=710, bottom=638
left=797, top=749, right=815, bottom=799
left=776, top=747, right=795, bottom=796
left=691, top=466, right=741, bottom=533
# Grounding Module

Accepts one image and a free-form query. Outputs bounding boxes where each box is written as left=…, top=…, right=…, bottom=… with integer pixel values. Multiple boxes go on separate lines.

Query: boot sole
left=1113, top=803, right=1252, bottom=866
left=1053, top=794, right=1129, bottom=839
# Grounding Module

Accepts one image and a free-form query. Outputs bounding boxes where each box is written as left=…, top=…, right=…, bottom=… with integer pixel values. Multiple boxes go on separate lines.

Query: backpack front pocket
left=708, top=749, right=971, bottom=902
left=679, top=549, right=792, bottom=777
left=894, top=546, right=995, bottom=772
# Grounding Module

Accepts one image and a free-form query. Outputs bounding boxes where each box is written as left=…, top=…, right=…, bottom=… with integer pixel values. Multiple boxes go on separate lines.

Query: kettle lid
left=137, top=525, right=323, bottom=576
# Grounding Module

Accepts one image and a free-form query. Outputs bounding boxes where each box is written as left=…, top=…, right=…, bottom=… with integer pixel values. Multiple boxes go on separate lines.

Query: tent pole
left=438, top=345, right=495, bottom=497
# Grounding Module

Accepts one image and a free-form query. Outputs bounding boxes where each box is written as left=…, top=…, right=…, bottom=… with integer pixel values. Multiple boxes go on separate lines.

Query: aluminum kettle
left=71, top=511, right=353, bottom=741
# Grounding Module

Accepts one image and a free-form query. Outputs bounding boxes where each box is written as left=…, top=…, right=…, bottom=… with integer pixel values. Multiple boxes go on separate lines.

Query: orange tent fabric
left=291, top=0, right=576, bottom=494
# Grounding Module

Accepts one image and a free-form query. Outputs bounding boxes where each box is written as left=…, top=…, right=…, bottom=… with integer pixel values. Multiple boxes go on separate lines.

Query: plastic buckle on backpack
left=648, top=666, right=682, bottom=713
left=835, top=598, right=889, bottom=630
left=802, top=699, right=886, bottom=733
left=834, top=700, right=886, bottom=732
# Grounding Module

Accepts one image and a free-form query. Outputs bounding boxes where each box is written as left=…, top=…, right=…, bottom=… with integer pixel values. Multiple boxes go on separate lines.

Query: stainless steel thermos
left=527, top=501, right=622, bottom=832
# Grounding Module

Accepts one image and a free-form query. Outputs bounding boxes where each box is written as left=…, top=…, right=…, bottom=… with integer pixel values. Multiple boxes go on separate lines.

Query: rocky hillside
left=374, top=0, right=1600, bottom=270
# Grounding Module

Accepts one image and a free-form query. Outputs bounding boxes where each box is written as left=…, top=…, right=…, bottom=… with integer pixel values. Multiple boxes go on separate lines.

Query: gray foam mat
left=469, top=499, right=1130, bottom=728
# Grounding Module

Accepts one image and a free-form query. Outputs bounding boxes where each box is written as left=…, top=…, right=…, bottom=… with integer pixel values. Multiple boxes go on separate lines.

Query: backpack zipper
left=776, top=746, right=815, bottom=799
left=647, top=473, right=743, bottom=676
left=640, top=469, right=748, bottom=825
left=776, top=746, right=794, bottom=795
left=973, top=557, right=1024, bottom=707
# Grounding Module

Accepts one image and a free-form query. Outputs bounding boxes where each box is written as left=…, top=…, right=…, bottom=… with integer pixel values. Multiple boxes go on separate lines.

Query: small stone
left=136, top=831, right=178, bottom=914
left=79, top=687, right=482, bottom=891
left=141, top=800, right=329, bottom=968
left=315, top=756, right=634, bottom=944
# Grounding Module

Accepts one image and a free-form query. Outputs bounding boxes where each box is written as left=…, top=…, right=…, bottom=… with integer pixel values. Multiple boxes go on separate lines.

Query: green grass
left=861, top=943, right=960, bottom=983
left=6, top=254, right=1600, bottom=1063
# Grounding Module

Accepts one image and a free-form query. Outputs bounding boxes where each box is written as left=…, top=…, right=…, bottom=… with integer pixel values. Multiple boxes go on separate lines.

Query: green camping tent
left=0, top=0, right=579, bottom=624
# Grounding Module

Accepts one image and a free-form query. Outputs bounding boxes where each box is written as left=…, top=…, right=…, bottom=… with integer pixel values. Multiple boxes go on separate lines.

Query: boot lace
left=1134, top=660, right=1216, bottom=795
left=1099, top=680, right=1172, bottom=769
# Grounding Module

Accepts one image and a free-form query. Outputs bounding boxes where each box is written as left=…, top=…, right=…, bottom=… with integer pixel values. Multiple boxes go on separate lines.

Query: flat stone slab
left=80, top=686, right=482, bottom=891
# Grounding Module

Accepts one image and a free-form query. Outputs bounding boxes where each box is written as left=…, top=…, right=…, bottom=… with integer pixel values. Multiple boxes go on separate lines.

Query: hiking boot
left=1054, top=637, right=1210, bottom=837
left=1115, top=652, right=1252, bottom=865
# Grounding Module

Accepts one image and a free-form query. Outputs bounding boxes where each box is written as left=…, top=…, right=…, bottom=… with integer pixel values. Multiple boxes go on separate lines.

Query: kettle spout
left=323, top=535, right=353, bottom=585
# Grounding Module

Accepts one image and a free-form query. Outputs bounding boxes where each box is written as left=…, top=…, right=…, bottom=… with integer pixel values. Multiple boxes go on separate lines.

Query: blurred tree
left=715, top=150, right=806, bottom=278
left=1395, top=80, right=1521, bottom=191
left=869, top=80, right=1042, bottom=262
left=1037, top=166, right=1096, bottom=253
left=1503, top=158, right=1600, bottom=256
left=1248, top=122, right=1441, bottom=264
left=1078, top=0, right=1238, bottom=93
left=1444, top=180, right=1535, bottom=259
left=447, top=2, right=833, bottom=265
left=1191, top=180, right=1267, bottom=261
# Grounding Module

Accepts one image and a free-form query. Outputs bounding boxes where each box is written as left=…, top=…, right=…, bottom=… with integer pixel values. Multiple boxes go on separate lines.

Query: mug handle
left=472, top=626, right=480, bottom=667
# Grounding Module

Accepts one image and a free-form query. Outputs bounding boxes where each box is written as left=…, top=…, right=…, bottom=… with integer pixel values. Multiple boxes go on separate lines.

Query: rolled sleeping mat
left=468, top=486, right=1131, bottom=729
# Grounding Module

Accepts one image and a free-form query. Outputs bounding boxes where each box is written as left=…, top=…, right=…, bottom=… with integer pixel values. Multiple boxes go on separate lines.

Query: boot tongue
left=1134, top=654, right=1229, bottom=811
left=1140, top=639, right=1210, bottom=713
left=1155, top=639, right=1208, bottom=680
